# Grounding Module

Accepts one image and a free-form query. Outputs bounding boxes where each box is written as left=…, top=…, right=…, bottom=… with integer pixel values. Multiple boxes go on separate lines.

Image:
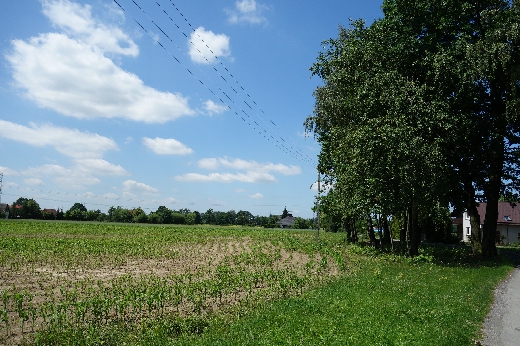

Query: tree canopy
left=306, top=0, right=520, bottom=256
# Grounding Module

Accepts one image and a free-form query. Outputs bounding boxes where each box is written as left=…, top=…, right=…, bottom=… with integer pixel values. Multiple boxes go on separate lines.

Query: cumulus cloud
left=249, top=193, right=264, bottom=199
left=22, top=164, right=101, bottom=189
left=142, top=137, right=193, bottom=155
left=6, top=0, right=195, bottom=123
left=226, top=0, right=268, bottom=25
left=0, top=120, right=118, bottom=159
left=198, top=157, right=301, bottom=175
left=103, top=193, right=120, bottom=200
left=189, top=27, right=231, bottom=64
left=42, top=0, right=138, bottom=56
left=74, top=159, right=128, bottom=176
left=122, top=180, right=159, bottom=195
left=203, top=100, right=228, bottom=115
left=175, top=171, right=276, bottom=184
left=24, top=178, right=45, bottom=186
left=177, top=157, right=301, bottom=184
left=0, top=166, right=19, bottom=176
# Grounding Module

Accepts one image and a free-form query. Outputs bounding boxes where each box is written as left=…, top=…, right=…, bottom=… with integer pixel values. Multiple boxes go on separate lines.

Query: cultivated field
left=0, top=220, right=514, bottom=345
left=0, top=221, right=348, bottom=345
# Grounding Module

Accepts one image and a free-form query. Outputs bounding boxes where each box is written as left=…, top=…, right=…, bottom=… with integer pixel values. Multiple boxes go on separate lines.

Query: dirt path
left=480, top=249, right=520, bottom=346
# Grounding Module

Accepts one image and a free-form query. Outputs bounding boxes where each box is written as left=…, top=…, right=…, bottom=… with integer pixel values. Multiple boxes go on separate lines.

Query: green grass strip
left=172, top=260, right=511, bottom=346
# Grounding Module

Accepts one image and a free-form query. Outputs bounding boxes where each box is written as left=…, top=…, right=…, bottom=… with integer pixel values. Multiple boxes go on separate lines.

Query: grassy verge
left=168, top=254, right=511, bottom=346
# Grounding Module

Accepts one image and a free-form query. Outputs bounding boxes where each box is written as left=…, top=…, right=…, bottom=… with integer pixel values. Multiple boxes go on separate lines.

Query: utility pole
left=0, top=173, right=3, bottom=204
left=316, top=171, right=320, bottom=243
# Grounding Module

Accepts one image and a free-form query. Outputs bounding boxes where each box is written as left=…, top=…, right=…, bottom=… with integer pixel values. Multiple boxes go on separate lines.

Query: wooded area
left=306, top=0, right=520, bottom=256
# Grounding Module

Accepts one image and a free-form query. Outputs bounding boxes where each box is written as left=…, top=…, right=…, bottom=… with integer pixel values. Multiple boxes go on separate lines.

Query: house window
left=466, top=227, right=471, bottom=236
left=504, top=215, right=512, bottom=221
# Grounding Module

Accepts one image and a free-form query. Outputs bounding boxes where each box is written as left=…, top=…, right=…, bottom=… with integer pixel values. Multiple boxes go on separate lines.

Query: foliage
left=293, top=217, right=313, bottom=229
left=307, top=0, right=520, bottom=256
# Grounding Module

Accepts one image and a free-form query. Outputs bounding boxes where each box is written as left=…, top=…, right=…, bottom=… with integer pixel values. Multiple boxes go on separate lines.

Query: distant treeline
left=1, top=198, right=315, bottom=229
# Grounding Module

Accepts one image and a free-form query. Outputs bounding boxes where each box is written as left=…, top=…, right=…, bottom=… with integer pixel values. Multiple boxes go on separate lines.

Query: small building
left=277, top=214, right=296, bottom=228
left=42, top=209, right=57, bottom=219
left=0, top=203, right=9, bottom=219
left=462, top=202, right=520, bottom=244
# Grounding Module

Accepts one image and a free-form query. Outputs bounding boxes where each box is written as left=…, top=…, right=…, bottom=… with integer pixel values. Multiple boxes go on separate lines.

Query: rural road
left=480, top=249, right=520, bottom=346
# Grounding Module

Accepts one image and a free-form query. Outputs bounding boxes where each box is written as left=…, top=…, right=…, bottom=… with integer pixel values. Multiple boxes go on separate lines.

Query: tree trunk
left=400, top=214, right=407, bottom=244
left=467, top=201, right=482, bottom=256
left=367, top=215, right=377, bottom=247
left=382, top=215, right=391, bottom=245
left=409, top=204, right=420, bottom=257
left=352, top=219, right=358, bottom=244
left=482, top=81, right=505, bottom=257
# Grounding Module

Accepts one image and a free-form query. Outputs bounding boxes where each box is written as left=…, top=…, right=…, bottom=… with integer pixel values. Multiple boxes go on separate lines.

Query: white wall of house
left=462, top=211, right=474, bottom=242
left=462, top=211, right=520, bottom=244
left=497, top=224, right=520, bottom=244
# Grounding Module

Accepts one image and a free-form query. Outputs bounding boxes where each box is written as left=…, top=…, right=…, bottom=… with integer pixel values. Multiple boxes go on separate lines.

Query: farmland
left=0, top=220, right=513, bottom=345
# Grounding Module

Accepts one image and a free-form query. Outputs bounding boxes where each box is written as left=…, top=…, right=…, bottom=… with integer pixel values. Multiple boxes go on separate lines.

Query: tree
left=20, top=199, right=42, bottom=219
left=293, top=217, right=313, bottom=229
left=68, top=203, right=87, bottom=213
left=282, top=207, right=289, bottom=219
left=108, top=206, right=132, bottom=223
left=65, top=203, right=88, bottom=221
left=236, top=210, right=253, bottom=226
left=155, top=206, right=173, bottom=224
left=171, top=212, right=185, bottom=224
left=307, top=0, right=520, bottom=256
left=132, top=207, right=148, bottom=223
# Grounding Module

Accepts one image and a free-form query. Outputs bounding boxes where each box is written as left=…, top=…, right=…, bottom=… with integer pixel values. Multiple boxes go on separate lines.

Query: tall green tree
left=307, top=0, right=520, bottom=256
left=19, top=199, right=42, bottom=219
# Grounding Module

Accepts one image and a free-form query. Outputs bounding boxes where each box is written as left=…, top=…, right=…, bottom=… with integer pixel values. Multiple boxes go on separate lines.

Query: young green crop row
left=0, top=221, right=347, bottom=345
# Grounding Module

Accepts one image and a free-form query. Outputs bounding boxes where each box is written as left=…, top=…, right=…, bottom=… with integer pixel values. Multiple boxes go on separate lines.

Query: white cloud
left=4, top=182, right=19, bottom=189
left=0, top=166, right=19, bottom=176
left=198, top=158, right=219, bottom=170
left=74, top=159, right=128, bottom=176
left=175, top=171, right=276, bottom=184
left=24, top=178, right=45, bottom=186
left=6, top=0, right=195, bottom=123
left=162, top=197, right=178, bottom=205
left=226, top=0, right=268, bottom=25
left=249, top=193, right=264, bottom=199
left=178, top=157, right=300, bottom=184
left=203, top=100, right=228, bottom=115
left=42, top=0, right=138, bottom=56
left=122, top=180, right=159, bottom=195
left=103, top=193, right=120, bottom=200
left=142, top=137, right=193, bottom=155
left=0, top=120, right=118, bottom=159
left=122, top=191, right=137, bottom=200
left=22, top=164, right=101, bottom=189
left=189, top=27, right=231, bottom=64
left=199, top=157, right=301, bottom=175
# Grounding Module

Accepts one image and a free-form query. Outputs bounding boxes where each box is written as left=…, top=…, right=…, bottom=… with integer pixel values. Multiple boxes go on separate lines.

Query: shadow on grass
left=341, top=239, right=517, bottom=269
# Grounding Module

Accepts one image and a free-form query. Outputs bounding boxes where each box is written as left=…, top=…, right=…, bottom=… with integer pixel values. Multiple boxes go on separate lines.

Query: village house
left=462, top=202, right=520, bottom=244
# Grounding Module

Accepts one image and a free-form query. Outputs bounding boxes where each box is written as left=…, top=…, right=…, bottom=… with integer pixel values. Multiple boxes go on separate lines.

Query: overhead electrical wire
left=159, top=0, right=315, bottom=165
left=113, top=0, right=317, bottom=167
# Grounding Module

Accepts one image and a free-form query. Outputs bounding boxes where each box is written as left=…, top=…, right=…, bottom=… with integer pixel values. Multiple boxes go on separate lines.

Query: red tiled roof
left=476, top=202, right=520, bottom=225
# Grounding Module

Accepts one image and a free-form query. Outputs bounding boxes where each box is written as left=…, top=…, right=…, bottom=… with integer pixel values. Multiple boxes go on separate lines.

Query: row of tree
left=1, top=198, right=315, bottom=229
left=306, top=0, right=520, bottom=256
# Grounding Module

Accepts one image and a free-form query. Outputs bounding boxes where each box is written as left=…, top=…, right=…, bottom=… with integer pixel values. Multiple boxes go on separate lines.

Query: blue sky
left=0, top=0, right=383, bottom=218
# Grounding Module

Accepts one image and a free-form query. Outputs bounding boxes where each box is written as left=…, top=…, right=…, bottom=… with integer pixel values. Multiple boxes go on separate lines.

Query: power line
left=114, top=0, right=317, bottom=167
